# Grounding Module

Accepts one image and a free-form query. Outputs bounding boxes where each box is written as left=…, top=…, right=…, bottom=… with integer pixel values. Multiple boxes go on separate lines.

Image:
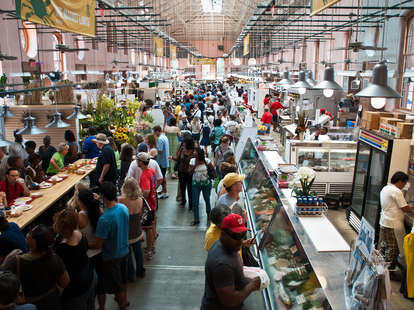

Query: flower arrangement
left=113, top=127, right=130, bottom=144
left=291, top=167, right=316, bottom=196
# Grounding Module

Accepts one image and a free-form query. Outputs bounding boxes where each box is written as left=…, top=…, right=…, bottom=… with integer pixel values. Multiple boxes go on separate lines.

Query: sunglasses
left=223, top=229, right=247, bottom=240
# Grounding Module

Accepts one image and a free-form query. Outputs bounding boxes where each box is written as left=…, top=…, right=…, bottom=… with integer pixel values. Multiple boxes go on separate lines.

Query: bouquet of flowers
left=291, top=167, right=316, bottom=196
left=113, top=127, right=130, bottom=144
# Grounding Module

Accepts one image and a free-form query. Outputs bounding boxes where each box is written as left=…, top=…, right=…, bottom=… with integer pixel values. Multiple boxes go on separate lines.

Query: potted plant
left=296, top=111, right=308, bottom=140
left=291, top=167, right=316, bottom=197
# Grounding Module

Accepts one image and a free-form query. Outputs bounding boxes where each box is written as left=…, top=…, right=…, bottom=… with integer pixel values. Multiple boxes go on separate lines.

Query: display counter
left=238, top=138, right=350, bottom=310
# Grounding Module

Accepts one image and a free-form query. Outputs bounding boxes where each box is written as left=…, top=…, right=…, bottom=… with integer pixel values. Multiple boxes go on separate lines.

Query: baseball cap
left=137, top=152, right=150, bottom=163
left=221, top=214, right=249, bottom=234
left=222, top=173, right=245, bottom=188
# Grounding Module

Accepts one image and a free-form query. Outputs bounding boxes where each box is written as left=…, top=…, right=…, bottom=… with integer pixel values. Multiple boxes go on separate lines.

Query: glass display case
left=244, top=160, right=329, bottom=309
left=285, top=140, right=357, bottom=195
left=239, top=138, right=259, bottom=187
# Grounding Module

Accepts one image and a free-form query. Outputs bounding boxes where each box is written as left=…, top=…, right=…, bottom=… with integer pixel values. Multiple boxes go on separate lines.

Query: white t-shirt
left=189, top=158, right=211, bottom=185
left=379, top=184, right=407, bottom=228
left=127, top=159, right=163, bottom=183
left=318, top=134, right=331, bottom=142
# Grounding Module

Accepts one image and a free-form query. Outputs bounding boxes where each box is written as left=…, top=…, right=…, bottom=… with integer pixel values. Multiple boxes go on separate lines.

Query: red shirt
left=270, top=101, right=284, bottom=116
left=261, top=112, right=273, bottom=124
left=139, top=168, right=157, bottom=211
left=0, top=180, right=24, bottom=205
left=264, top=97, right=270, bottom=106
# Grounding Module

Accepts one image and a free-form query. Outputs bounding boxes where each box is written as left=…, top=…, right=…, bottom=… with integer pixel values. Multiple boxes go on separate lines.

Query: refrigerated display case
left=348, top=129, right=411, bottom=236
left=285, top=140, right=357, bottom=195
left=240, top=148, right=349, bottom=310
left=239, top=138, right=259, bottom=187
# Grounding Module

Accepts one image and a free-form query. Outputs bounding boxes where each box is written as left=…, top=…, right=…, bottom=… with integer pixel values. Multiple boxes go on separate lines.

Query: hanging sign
left=153, top=36, right=164, bottom=56
left=194, top=58, right=216, bottom=65
left=243, top=34, right=250, bottom=56
left=15, top=0, right=95, bottom=37
left=311, top=0, right=341, bottom=16
left=170, top=44, right=176, bottom=61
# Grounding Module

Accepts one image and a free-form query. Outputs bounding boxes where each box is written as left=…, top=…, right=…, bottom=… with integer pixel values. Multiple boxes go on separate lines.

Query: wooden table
left=8, top=161, right=96, bottom=228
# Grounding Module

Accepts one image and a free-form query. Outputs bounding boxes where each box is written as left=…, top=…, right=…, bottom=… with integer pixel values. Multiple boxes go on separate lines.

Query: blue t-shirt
left=82, top=136, right=101, bottom=159
left=0, top=222, right=29, bottom=257
left=95, top=203, right=129, bottom=261
left=156, top=134, right=170, bottom=169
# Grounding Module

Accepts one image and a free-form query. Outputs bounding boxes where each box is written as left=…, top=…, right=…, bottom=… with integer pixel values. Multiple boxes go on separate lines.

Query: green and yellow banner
left=153, top=36, right=164, bottom=57
left=243, top=34, right=250, bottom=56
left=195, top=58, right=216, bottom=65
left=15, top=0, right=95, bottom=37
left=170, top=44, right=176, bottom=60
left=311, top=0, right=341, bottom=16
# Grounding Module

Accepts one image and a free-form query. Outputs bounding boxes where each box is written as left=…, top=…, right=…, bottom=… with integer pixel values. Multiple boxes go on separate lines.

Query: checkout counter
left=236, top=137, right=350, bottom=310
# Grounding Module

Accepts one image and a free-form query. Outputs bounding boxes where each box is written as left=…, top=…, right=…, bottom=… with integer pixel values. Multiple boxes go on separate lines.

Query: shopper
left=46, top=143, right=69, bottom=175
left=261, top=107, right=273, bottom=134
left=108, top=137, right=121, bottom=175
left=215, top=173, right=245, bottom=212
left=118, top=177, right=145, bottom=281
left=136, top=153, right=157, bottom=260
left=24, top=141, right=36, bottom=158
left=9, top=131, right=28, bottom=163
left=119, top=143, right=134, bottom=190
left=216, top=162, right=238, bottom=198
left=0, top=147, right=8, bottom=181
left=54, top=208, right=96, bottom=310
left=214, top=136, right=232, bottom=177
left=25, top=153, right=45, bottom=184
left=201, top=214, right=260, bottom=309
left=0, top=168, right=30, bottom=205
left=82, top=127, right=100, bottom=159
left=174, top=135, right=195, bottom=209
left=145, top=134, right=158, bottom=156
left=88, top=181, right=129, bottom=310
left=0, top=211, right=28, bottom=264
left=190, top=148, right=214, bottom=225
left=204, top=205, right=231, bottom=251
left=209, top=119, right=225, bottom=153
left=191, top=115, right=202, bottom=142
left=270, top=98, right=284, bottom=132
left=3, top=225, right=70, bottom=310
left=64, top=130, right=80, bottom=165
left=94, top=134, right=117, bottom=185
left=153, top=125, right=169, bottom=199
left=200, top=119, right=211, bottom=155
left=379, top=171, right=414, bottom=271
left=164, top=117, right=180, bottom=179
left=77, top=188, right=105, bottom=310
left=0, top=270, right=37, bottom=310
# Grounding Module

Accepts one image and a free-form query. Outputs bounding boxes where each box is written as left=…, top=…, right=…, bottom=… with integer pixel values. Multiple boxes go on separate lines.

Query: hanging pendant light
left=305, top=71, right=317, bottom=87
left=277, top=70, right=294, bottom=89
left=66, top=105, right=87, bottom=120
left=292, top=71, right=313, bottom=94
left=46, top=111, right=70, bottom=128
left=314, top=66, right=343, bottom=98
left=355, top=62, right=401, bottom=109
left=1, top=105, right=15, bottom=118
left=18, top=115, right=45, bottom=135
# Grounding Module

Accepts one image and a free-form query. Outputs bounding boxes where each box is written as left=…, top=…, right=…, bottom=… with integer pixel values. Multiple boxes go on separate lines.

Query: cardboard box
left=361, top=119, right=379, bottom=130
left=379, top=117, right=405, bottom=126
left=397, top=122, right=414, bottom=139
left=379, top=112, right=395, bottom=118
left=393, top=113, right=406, bottom=120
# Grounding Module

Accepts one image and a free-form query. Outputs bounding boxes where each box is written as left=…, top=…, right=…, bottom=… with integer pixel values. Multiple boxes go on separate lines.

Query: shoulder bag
left=141, top=197, right=154, bottom=227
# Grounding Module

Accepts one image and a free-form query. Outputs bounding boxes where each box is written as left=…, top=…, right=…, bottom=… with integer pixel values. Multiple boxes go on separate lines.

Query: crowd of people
left=0, top=82, right=267, bottom=310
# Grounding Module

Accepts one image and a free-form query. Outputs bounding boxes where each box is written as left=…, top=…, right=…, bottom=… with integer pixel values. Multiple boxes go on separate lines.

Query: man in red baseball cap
left=201, top=214, right=260, bottom=309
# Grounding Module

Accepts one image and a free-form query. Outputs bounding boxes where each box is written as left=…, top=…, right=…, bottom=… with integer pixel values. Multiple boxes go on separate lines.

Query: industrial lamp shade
left=277, top=70, right=294, bottom=86
left=305, top=71, right=317, bottom=87
left=314, top=66, right=343, bottom=91
left=67, top=105, right=88, bottom=120
left=355, top=62, right=401, bottom=98
left=0, top=137, right=11, bottom=147
left=292, top=71, right=313, bottom=90
left=46, top=112, right=70, bottom=128
left=17, top=115, right=45, bottom=135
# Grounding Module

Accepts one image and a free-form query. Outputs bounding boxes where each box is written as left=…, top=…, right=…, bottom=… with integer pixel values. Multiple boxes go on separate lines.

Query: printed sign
left=356, top=218, right=375, bottom=259
left=15, top=0, right=95, bottom=37
left=170, top=44, right=176, bottom=60
left=243, top=33, right=250, bottom=56
left=153, top=36, right=164, bottom=57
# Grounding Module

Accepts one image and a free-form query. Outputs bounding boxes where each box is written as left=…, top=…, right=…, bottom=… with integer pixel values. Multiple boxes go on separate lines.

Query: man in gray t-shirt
left=215, top=173, right=245, bottom=216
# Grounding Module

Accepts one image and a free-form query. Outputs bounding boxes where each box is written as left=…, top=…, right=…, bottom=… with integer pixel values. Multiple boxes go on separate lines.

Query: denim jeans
left=127, top=240, right=145, bottom=282
left=192, top=184, right=212, bottom=221
left=63, top=269, right=97, bottom=310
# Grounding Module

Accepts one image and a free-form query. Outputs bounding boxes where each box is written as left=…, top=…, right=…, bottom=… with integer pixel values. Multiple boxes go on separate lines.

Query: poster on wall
left=243, top=33, right=250, bottom=56
left=311, top=0, right=341, bottom=16
left=153, top=36, right=164, bottom=57
left=170, top=44, right=176, bottom=60
left=15, top=0, right=95, bottom=37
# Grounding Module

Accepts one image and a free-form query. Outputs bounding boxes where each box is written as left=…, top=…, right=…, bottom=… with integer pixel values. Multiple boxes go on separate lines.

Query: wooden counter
left=8, top=160, right=95, bottom=228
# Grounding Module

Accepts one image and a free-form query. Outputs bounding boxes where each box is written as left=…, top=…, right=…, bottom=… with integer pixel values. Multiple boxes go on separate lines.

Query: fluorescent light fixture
left=201, top=0, right=222, bottom=13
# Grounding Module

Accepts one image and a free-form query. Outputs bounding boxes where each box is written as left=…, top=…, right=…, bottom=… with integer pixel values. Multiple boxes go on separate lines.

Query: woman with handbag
left=189, top=148, right=215, bottom=225
left=164, top=117, right=180, bottom=179
left=118, top=177, right=145, bottom=281
left=209, top=118, right=225, bottom=153
left=3, top=225, right=70, bottom=310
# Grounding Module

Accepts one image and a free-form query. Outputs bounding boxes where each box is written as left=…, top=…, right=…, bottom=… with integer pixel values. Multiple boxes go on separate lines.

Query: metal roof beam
left=256, top=4, right=414, bottom=10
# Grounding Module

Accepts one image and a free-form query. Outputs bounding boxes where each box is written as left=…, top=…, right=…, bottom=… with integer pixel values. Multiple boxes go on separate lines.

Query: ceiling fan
left=112, top=59, right=129, bottom=65
left=333, top=41, right=387, bottom=52
left=0, top=51, right=17, bottom=61
left=39, top=44, right=89, bottom=53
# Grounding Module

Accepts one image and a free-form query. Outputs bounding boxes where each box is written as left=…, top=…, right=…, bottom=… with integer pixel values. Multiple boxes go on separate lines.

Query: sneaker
left=161, top=192, right=169, bottom=199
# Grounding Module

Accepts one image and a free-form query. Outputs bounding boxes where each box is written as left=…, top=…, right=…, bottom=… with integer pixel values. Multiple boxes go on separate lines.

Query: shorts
left=160, top=167, right=167, bottom=178
left=102, top=255, right=128, bottom=294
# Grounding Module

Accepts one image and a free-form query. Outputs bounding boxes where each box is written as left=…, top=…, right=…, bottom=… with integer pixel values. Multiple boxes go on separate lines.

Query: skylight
left=201, top=0, right=222, bottom=13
